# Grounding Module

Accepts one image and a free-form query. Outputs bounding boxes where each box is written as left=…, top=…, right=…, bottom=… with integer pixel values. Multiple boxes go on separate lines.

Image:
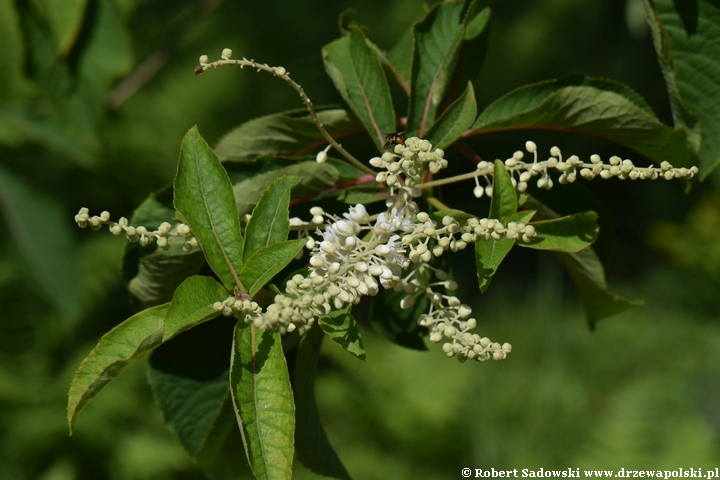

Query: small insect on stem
left=194, top=65, right=205, bottom=76
left=383, top=131, right=406, bottom=150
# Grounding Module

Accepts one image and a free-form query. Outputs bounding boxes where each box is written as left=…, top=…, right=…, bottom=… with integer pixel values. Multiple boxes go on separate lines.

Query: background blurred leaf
left=643, top=0, right=720, bottom=178
left=214, top=109, right=360, bottom=162
left=0, top=165, right=83, bottom=323
left=29, top=0, right=88, bottom=56
left=323, top=28, right=396, bottom=151
left=471, top=76, right=691, bottom=167
left=0, top=0, right=32, bottom=102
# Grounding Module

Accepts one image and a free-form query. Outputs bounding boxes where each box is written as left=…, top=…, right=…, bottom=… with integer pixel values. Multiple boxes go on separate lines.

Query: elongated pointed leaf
left=231, top=323, right=295, bottom=480
left=386, top=27, right=413, bottom=94
left=323, top=27, right=396, bottom=150
left=244, top=176, right=299, bottom=261
left=214, top=109, right=360, bottom=162
left=521, top=212, right=599, bottom=253
left=489, top=159, right=517, bottom=221
left=174, top=126, right=244, bottom=291
left=162, top=275, right=229, bottom=341
left=294, top=324, right=350, bottom=479
left=475, top=210, right=535, bottom=293
left=425, top=81, right=477, bottom=149
left=470, top=76, right=691, bottom=167
left=148, top=316, right=238, bottom=459
left=558, top=247, right=643, bottom=330
left=525, top=196, right=642, bottom=328
left=0, top=165, right=82, bottom=323
left=67, top=304, right=168, bottom=433
left=239, top=238, right=307, bottom=299
left=644, top=0, right=720, bottom=178
left=319, top=305, right=365, bottom=361
left=407, top=1, right=467, bottom=136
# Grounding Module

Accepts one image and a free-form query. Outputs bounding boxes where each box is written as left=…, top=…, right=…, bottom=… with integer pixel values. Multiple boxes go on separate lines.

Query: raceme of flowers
left=470, top=141, right=699, bottom=198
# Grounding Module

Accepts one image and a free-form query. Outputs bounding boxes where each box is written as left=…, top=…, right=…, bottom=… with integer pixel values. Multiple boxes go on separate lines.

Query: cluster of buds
left=370, top=137, right=448, bottom=188
left=74, top=208, right=198, bottom=252
left=212, top=296, right=262, bottom=318
left=472, top=141, right=699, bottom=197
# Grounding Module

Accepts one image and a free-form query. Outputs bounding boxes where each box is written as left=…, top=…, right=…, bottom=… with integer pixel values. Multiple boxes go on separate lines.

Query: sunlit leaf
left=174, top=126, right=244, bottom=291
left=230, top=323, right=295, bottom=480
left=67, top=304, right=168, bottom=433
left=239, top=238, right=307, bottom=299
left=162, top=276, right=228, bottom=342
left=243, top=176, right=299, bottom=261
left=521, top=212, right=599, bottom=253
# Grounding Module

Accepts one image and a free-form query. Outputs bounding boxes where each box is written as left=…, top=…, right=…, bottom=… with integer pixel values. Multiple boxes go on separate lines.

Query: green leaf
left=0, top=166, right=82, bottom=323
left=214, top=109, right=360, bottom=162
left=521, top=212, right=599, bottom=253
left=67, top=304, right=168, bottom=433
left=323, top=27, right=396, bottom=151
left=644, top=0, right=720, bottom=178
left=319, top=305, right=366, bottom=361
left=489, top=159, right=517, bottom=221
left=475, top=237, right=514, bottom=293
left=294, top=324, right=350, bottom=479
left=558, top=247, right=643, bottom=330
left=525, top=196, right=642, bottom=328
left=425, top=82, right=477, bottom=149
left=174, top=126, right=244, bottom=292
left=244, top=176, right=299, bottom=261
left=386, top=26, right=414, bottom=93
left=474, top=210, right=534, bottom=293
left=230, top=323, right=295, bottom=480
left=407, top=1, right=467, bottom=136
left=162, top=276, right=229, bottom=342
left=239, top=238, right=307, bottom=299
left=337, top=185, right=388, bottom=205
left=470, top=76, right=691, bottom=167
left=148, top=316, right=237, bottom=459
left=123, top=187, right=206, bottom=307
left=230, top=158, right=365, bottom=218
left=30, top=0, right=88, bottom=55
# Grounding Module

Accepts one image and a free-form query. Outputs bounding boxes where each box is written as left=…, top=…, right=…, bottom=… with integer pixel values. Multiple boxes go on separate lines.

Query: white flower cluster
left=212, top=296, right=262, bottom=318
left=370, top=137, right=448, bottom=188
left=74, top=208, right=198, bottom=251
left=231, top=189, right=522, bottom=361
left=471, top=141, right=699, bottom=197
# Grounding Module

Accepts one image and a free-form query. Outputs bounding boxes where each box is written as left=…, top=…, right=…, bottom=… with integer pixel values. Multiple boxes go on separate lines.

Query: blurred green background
left=2, top=0, right=719, bottom=479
